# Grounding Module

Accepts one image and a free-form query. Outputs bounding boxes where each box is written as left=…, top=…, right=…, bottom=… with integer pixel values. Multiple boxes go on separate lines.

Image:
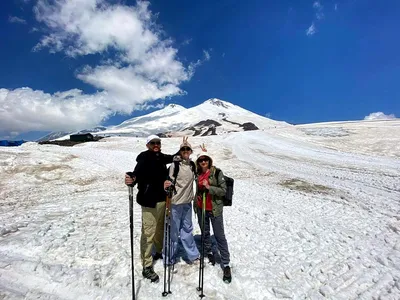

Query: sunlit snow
left=1, top=119, right=399, bottom=299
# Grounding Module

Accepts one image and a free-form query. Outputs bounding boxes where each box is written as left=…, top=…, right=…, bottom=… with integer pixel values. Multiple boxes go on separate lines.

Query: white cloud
left=316, top=11, right=325, bottom=20
left=136, top=102, right=166, bottom=111
left=9, top=16, right=27, bottom=24
left=76, top=65, right=184, bottom=113
left=306, top=1, right=324, bottom=35
left=313, top=1, right=324, bottom=20
left=364, top=112, right=396, bottom=120
left=186, top=50, right=212, bottom=78
left=335, top=3, right=338, bottom=11
left=0, top=88, right=113, bottom=133
left=222, top=52, right=225, bottom=58
left=306, top=23, right=317, bottom=36
left=1, top=0, right=205, bottom=134
left=182, top=38, right=192, bottom=46
left=203, top=50, right=211, bottom=61
left=313, top=1, right=322, bottom=10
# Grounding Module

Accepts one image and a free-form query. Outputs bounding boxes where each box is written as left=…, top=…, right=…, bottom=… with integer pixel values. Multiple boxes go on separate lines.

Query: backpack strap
left=171, top=160, right=197, bottom=184
left=172, top=160, right=180, bottom=186
left=190, top=161, right=197, bottom=179
left=214, top=167, right=221, bottom=184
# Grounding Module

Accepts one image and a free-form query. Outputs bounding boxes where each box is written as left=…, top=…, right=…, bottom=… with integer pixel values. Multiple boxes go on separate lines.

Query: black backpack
left=215, top=168, right=234, bottom=206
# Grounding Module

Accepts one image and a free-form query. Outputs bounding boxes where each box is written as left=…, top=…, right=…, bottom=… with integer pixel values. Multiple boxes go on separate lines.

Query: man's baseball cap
left=146, top=134, right=161, bottom=144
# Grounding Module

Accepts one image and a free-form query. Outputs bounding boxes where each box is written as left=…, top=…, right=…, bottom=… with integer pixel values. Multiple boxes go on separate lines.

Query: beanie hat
left=180, top=136, right=192, bottom=150
left=146, top=134, right=161, bottom=144
left=196, top=144, right=213, bottom=166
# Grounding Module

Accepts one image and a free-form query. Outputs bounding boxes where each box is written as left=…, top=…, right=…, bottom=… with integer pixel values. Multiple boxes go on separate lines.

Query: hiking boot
left=152, top=252, right=163, bottom=262
left=223, top=266, right=232, bottom=283
left=207, top=253, right=215, bottom=266
left=142, top=266, right=159, bottom=283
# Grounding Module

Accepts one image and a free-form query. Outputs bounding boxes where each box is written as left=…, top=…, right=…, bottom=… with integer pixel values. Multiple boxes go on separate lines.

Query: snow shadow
left=167, top=234, right=222, bottom=266
left=193, top=234, right=222, bottom=266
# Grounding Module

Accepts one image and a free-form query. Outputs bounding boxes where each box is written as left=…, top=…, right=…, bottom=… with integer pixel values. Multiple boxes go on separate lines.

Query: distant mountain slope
left=99, top=99, right=290, bottom=137
left=41, top=126, right=107, bottom=142
left=36, top=131, right=73, bottom=142
left=112, top=104, right=186, bottom=129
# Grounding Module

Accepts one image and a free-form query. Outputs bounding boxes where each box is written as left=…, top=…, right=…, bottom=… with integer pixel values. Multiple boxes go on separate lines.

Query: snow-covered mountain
left=40, top=126, right=107, bottom=142
left=103, top=98, right=289, bottom=137
left=54, top=99, right=290, bottom=140
left=36, top=131, right=73, bottom=142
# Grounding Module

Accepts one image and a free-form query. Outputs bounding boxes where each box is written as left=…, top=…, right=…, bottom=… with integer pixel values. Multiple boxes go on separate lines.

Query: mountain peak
left=204, top=98, right=231, bottom=109
left=65, top=98, right=290, bottom=138
left=164, top=103, right=186, bottom=110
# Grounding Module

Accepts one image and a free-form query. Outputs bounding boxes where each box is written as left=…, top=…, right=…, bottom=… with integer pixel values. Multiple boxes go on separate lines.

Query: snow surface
left=1, top=120, right=400, bottom=299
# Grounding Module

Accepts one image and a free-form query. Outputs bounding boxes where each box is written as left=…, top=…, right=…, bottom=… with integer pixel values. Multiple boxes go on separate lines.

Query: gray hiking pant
left=197, top=210, right=230, bottom=266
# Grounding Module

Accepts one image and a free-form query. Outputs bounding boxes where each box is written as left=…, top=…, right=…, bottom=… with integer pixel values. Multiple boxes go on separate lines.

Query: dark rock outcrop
left=240, top=122, right=259, bottom=131
left=201, top=127, right=217, bottom=136
left=194, top=119, right=222, bottom=127
left=39, top=136, right=104, bottom=147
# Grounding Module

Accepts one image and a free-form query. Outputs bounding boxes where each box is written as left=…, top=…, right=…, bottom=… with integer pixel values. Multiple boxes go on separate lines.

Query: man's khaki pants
left=141, top=202, right=165, bottom=268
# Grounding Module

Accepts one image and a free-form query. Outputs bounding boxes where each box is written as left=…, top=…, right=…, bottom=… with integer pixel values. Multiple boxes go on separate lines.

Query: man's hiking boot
left=142, top=266, right=159, bottom=283
left=207, top=253, right=215, bottom=266
left=152, top=252, right=163, bottom=262
left=223, top=266, right=232, bottom=283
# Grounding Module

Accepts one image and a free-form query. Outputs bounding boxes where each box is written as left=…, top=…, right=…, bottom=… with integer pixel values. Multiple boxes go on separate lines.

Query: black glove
left=126, top=172, right=136, bottom=187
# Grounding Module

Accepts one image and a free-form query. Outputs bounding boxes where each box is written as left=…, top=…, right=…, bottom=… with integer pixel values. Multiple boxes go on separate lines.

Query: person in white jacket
left=164, top=137, right=200, bottom=266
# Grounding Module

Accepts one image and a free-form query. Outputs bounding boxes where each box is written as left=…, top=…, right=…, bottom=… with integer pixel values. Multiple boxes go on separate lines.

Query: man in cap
left=125, top=134, right=175, bottom=283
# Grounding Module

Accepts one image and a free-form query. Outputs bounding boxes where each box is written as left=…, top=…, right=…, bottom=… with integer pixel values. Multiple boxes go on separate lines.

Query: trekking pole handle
left=166, top=185, right=174, bottom=198
left=126, top=172, right=136, bottom=187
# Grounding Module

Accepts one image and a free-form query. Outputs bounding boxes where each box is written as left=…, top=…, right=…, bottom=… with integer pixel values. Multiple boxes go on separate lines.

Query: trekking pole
left=128, top=185, right=136, bottom=300
left=197, top=192, right=206, bottom=298
left=162, top=188, right=173, bottom=297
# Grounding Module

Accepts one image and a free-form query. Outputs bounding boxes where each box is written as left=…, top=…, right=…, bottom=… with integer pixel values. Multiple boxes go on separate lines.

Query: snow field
left=1, top=123, right=399, bottom=299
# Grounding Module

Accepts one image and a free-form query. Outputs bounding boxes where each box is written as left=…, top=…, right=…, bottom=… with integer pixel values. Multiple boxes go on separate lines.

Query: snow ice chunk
left=394, top=242, right=400, bottom=251
left=319, top=285, right=334, bottom=296
left=284, top=270, right=292, bottom=279
left=272, top=287, right=294, bottom=298
left=376, top=255, right=389, bottom=266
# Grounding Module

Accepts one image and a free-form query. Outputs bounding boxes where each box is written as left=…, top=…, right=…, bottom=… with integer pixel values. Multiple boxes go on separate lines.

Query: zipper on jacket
left=144, top=184, right=150, bottom=194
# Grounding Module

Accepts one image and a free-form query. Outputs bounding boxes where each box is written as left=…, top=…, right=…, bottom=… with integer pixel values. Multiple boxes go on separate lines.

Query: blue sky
left=0, top=0, right=399, bottom=140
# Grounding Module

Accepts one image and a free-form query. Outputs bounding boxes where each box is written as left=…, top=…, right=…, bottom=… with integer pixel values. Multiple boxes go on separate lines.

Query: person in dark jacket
left=125, top=135, right=174, bottom=283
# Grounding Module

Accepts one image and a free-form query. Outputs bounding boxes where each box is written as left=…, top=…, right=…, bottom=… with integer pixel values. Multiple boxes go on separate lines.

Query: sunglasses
left=180, top=147, right=192, bottom=151
left=149, top=141, right=161, bottom=145
left=198, top=158, right=209, bottom=163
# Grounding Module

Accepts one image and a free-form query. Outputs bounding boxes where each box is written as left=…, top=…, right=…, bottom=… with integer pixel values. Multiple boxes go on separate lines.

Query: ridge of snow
left=112, top=103, right=186, bottom=129
left=204, top=98, right=232, bottom=108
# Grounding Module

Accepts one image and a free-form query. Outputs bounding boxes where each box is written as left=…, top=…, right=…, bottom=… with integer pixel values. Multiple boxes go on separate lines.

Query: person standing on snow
left=125, top=135, right=175, bottom=283
left=195, top=144, right=232, bottom=283
left=163, top=137, right=200, bottom=268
